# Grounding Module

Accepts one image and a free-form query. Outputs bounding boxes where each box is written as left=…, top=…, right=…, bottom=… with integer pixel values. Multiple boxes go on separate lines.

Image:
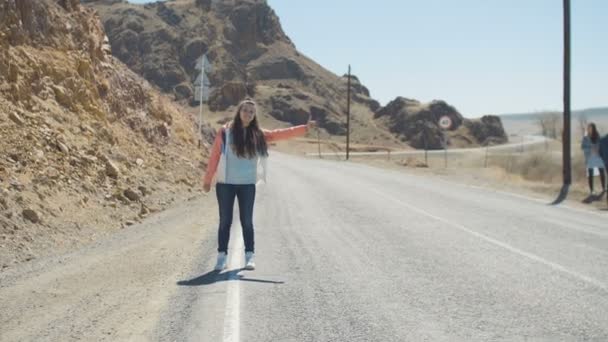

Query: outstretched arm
left=264, top=121, right=316, bottom=142
left=203, top=128, right=224, bottom=192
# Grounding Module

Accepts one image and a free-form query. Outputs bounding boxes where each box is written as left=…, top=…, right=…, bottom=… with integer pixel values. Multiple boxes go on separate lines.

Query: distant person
left=203, top=98, right=315, bottom=271
left=581, top=123, right=606, bottom=196
left=600, top=132, right=608, bottom=202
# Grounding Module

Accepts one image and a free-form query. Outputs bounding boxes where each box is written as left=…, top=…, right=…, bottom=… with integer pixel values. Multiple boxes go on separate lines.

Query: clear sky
left=129, top=0, right=606, bottom=117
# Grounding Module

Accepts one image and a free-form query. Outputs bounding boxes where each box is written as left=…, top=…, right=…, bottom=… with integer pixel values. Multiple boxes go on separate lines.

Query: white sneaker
left=214, top=252, right=227, bottom=271
left=244, top=252, right=255, bottom=270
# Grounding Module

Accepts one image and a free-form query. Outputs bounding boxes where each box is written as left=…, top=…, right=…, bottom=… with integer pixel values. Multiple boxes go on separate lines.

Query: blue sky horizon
left=128, top=0, right=607, bottom=117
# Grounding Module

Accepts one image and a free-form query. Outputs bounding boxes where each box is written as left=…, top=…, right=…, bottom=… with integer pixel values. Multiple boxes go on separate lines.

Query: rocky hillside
left=1, top=0, right=510, bottom=269
left=0, top=0, right=209, bottom=267
left=85, top=0, right=507, bottom=150
left=83, top=0, right=402, bottom=147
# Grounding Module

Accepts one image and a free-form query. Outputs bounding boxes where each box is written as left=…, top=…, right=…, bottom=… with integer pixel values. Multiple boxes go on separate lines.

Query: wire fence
left=311, top=137, right=596, bottom=188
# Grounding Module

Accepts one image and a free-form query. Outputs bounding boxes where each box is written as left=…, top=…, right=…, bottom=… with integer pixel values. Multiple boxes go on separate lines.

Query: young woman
left=581, top=123, right=606, bottom=196
left=203, top=98, right=315, bottom=271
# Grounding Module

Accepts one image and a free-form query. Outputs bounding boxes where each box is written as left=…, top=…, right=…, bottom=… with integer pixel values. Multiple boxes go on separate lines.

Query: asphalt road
left=2, top=152, right=607, bottom=341
left=161, top=152, right=608, bottom=342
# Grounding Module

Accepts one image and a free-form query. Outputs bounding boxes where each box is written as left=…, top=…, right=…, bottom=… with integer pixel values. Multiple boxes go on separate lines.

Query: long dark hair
left=589, top=123, right=599, bottom=144
left=231, top=99, right=268, bottom=158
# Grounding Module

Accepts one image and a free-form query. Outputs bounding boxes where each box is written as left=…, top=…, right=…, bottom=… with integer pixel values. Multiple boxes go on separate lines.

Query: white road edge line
left=368, top=187, right=608, bottom=292
left=223, top=222, right=243, bottom=342
left=463, top=183, right=608, bottom=219
left=443, top=182, right=608, bottom=236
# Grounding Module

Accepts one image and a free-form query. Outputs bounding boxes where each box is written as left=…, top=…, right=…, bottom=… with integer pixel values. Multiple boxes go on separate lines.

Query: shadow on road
left=550, top=184, right=570, bottom=205
left=581, top=191, right=605, bottom=204
left=177, top=268, right=285, bottom=286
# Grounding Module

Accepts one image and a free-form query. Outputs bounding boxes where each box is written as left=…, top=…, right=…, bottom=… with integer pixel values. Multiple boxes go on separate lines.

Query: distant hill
left=499, top=107, right=608, bottom=121
left=84, top=0, right=508, bottom=149
left=499, top=107, right=608, bottom=136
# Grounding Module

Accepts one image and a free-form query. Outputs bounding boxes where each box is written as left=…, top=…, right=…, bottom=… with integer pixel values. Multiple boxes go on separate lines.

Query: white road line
left=429, top=176, right=608, bottom=220
left=539, top=216, right=608, bottom=238
left=223, top=222, right=243, bottom=342
left=367, top=188, right=608, bottom=292
left=443, top=183, right=608, bottom=236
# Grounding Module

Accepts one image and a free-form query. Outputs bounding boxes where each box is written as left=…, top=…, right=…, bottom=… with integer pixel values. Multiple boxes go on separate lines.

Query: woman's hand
left=203, top=183, right=211, bottom=193
left=307, top=120, right=317, bottom=131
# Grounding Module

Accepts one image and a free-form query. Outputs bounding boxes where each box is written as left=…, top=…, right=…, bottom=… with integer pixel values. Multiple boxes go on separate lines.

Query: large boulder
left=208, top=82, right=249, bottom=111
left=376, top=98, right=464, bottom=130
left=375, top=97, right=506, bottom=149
left=464, top=115, right=508, bottom=146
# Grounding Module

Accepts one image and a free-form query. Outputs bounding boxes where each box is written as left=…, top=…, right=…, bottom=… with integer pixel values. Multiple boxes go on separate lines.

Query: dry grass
left=284, top=137, right=607, bottom=210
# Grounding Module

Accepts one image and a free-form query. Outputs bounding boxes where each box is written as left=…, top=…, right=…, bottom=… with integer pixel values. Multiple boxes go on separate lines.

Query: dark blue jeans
left=216, top=183, right=256, bottom=253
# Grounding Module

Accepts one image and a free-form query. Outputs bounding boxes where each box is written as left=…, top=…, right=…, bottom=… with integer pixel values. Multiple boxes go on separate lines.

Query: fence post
left=484, top=145, right=489, bottom=168
left=317, top=127, right=321, bottom=158
left=444, top=131, right=448, bottom=168
left=424, top=134, right=428, bottom=166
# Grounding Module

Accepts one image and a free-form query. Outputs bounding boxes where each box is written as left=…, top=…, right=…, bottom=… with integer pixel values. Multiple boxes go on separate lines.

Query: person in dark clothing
left=581, top=123, right=606, bottom=196
left=599, top=133, right=608, bottom=203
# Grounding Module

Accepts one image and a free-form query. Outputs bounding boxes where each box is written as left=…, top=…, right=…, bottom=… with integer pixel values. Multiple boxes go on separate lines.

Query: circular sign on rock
left=439, top=116, right=452, bottom=130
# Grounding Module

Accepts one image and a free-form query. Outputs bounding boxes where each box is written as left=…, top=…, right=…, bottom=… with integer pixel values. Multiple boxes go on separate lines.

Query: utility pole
left=346, top=65, right=351, bottom=160
left=198, top=55, right=205, bottom=148
left=195, top=54, right=211, bottom=148
left=552, top=0, right=572, bottom=205
left=562, top=0, right=572, bottom=185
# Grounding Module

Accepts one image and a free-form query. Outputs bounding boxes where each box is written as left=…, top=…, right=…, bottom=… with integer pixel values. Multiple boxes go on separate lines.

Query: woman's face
left=587, top=124, right=593, bottom=135
left=239, top=103, right=256, bottom=127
